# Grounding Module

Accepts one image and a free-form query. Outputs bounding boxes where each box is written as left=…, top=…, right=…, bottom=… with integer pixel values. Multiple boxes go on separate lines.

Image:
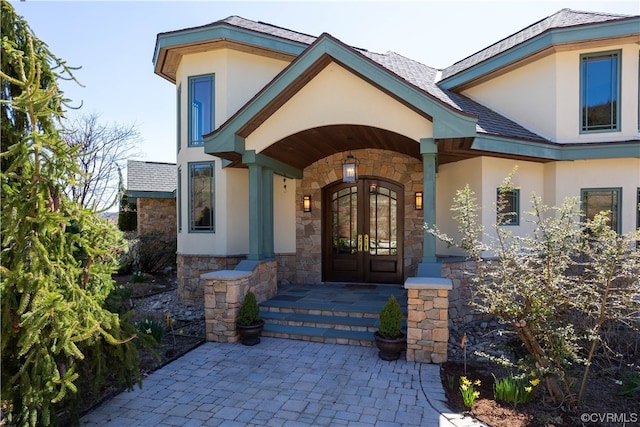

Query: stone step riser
left=263, top=318, right=379, bottom=333
left=261, top=330, right=375, bottom=347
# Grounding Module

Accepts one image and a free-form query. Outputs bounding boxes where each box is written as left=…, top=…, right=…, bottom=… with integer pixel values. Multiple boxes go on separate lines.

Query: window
left=581, top=188, right=621, bottom=233
left=176, top=84, right=182, bottom=153
left=497, top=188, right=520, bottom=226
left=188, top=75, right=214, bottom=146
left=580, top=51, right=620, bottom=132
left=177, top=166, right=182, bottom=233
left=189, top=162, right=215, bottom=232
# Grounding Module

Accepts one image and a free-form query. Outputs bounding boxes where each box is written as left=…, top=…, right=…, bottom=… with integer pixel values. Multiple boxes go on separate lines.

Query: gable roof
left=155, top=9, right=639, bottom=165
left=440, top=8, right=639, bottom=88
left=127, top=160, right=176, bottom=198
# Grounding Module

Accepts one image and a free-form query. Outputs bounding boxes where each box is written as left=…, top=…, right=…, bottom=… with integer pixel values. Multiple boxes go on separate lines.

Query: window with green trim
left=581, top=188, right=621, bottom=233
left=177, top=166, right=182, bottom=233
left=497, top=188, right=520, bottom=226
left=189, top=162, right=215, bottom=232
left=580, top=51, right=620, bottom=133
left=188, top=74, right=214, bottom=146
left=177, top=84, right=182, bottom=153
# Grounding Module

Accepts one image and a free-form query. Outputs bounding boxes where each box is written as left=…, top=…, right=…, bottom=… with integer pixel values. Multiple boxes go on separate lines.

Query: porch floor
left=260, top=283, right=407, bottom=346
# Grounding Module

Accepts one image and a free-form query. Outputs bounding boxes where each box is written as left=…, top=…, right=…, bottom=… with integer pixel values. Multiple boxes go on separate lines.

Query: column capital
left=420, top=138, right=437, bottom=155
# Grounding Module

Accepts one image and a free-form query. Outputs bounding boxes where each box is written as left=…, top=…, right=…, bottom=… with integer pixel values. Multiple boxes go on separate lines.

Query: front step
left=259, top=288, right=407, bottom=347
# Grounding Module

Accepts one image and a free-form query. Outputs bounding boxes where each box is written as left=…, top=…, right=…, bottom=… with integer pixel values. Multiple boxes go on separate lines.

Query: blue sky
left=12, top=1, right=639, bottom=166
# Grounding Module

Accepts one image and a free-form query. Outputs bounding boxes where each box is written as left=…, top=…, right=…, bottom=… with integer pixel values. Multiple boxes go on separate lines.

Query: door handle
left=357, top=234, right=363, bottom=252
left=364, top=234, right=369, bottom=252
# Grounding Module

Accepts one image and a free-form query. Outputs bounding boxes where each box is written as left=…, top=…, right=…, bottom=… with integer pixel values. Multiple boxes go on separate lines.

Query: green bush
left=378, top=295, right=403, bottom=338
left=237, top=291, right=261, bottom=326
left=117, top=193, right=137, bottom=232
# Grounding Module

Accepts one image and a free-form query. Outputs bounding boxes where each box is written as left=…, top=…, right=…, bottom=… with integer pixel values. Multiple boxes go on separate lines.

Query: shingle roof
left=360, top=51, right=547, bottom=141
left=441, top=8, right=635, bottom=80
left=178, top=10, right=635, bottom=143
left=127, top=160, right=176, bottom=193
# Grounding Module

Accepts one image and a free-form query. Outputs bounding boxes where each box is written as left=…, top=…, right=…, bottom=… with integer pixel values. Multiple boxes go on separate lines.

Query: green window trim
left=497, top=188, right=520, bottom=226
left=580, top=50, right=621, bottom=134
left=581, top=187, right=622, bottom=233
left=188, top=74, right=215, bottom=147
left=188, top=161, right=215, bottom=233
left=177, top=166, right=182, bottom=233
left=177, top=84, right=182, bottom=153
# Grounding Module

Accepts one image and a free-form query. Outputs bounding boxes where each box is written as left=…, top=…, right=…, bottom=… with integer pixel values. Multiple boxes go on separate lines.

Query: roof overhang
left=440, top=17, right=640, bottom=91
left=204, top=33, right=478, bottom=176
left=153, top=22, right=308, bottom=83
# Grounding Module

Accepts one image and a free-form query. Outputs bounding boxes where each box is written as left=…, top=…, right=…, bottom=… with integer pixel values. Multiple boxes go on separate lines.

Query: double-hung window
left=497, top=188, right=520, bottom=226
left=581, top=188, right=622, bottom=233
left=188, top=74, right=214, bottom=146
left=580, top=51, right=620, bottom=133
left=189, top=162, right=215, bottom=232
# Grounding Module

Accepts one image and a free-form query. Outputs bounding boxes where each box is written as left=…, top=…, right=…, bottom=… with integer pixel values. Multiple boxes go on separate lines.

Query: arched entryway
left=323, top=177, right=404, bottom=283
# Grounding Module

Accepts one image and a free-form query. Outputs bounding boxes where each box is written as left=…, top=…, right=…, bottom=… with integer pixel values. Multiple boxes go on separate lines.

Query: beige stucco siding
left=245, top=62, right=433, bottom=152
left=545, top=158, right=640, bottom=235
left=463, top=43, right=640, bottom=143
left=436, top=157, right=640, bottom=257
left=174, top=49, right=291, bottom=256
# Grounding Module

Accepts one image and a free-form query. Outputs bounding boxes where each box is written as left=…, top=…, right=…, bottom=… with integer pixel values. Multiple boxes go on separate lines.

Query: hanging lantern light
left=342, top=153, right=359, bottom=183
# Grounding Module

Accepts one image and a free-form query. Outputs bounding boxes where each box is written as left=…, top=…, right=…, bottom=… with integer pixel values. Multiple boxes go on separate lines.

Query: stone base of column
left=404, top=277, right=452, bottom=364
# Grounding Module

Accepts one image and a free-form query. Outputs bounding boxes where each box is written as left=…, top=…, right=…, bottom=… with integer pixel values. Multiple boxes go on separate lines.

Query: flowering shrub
left=460, top=376, right=481, bottom=408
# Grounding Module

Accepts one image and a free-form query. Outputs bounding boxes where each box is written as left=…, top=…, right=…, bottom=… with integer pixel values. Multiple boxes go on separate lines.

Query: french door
left=323, top=178, right=404, bottom=283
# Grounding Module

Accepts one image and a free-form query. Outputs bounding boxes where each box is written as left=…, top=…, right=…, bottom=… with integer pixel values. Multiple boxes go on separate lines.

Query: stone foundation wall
left=405, top=277, right=452, bottom=363
left=137, top=198, right=176, bottom=238
left=297, top=149, right=424, bottom=284
left=441, top=260, right=491, bottom=329
left=177, top=254, right=245, bottom=306
left=202, top=260, right=278, bottom=343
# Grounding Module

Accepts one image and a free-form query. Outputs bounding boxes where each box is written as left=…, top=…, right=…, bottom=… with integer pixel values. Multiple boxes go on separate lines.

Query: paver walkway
left=81, top=338, right=482, bottom=426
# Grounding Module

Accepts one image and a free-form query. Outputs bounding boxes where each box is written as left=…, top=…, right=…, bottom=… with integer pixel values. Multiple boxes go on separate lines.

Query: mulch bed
left=441, top=360, right=640, bottom=427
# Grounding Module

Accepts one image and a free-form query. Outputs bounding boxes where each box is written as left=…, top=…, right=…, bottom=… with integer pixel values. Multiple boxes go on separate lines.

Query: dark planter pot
left=237, top=319, right=264, bottom=346
left=374, top=331, right=406, bottom=361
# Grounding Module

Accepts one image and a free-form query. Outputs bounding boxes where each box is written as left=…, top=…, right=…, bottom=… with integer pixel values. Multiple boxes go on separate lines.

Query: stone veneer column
left=201, top=259, right=277, bottom=342
left=404, top=277, right=452, bottom=363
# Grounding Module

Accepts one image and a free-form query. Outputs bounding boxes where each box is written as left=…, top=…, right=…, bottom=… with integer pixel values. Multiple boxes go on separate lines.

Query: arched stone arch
left=294, top=148, right=424, bottom=284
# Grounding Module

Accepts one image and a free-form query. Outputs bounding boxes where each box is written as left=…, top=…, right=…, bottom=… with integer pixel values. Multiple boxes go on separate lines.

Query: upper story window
left=581, top=188, right=621, bottom=233
left=189, top=162, right=215, bottom=232
left=177, top=84, right=182, bottom=153
left=188, top=74, right=214, bottom=146
left=497, top=188, right=520, bottom=226
left=580, top=51, right=620, bottom=133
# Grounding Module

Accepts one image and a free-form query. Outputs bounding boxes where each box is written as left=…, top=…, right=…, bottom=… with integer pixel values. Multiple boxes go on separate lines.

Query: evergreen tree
left=1, top=2, right=141, bottom=425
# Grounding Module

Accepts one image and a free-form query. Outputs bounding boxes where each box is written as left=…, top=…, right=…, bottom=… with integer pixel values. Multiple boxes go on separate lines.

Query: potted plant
left=236, top=291, right=264, bottom=346
left=374, top=295, right=405, bottom=360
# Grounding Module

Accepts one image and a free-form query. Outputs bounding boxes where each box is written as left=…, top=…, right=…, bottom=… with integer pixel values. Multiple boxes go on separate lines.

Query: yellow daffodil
left=461, top=384, right=468, bottom=391
left=474, top=379, right=481, bottom=386
left=525, top=386, right=532, bottom=393
left=473, top=391, right=480, bottom=399
left=530, top=378, right=540, bottom=386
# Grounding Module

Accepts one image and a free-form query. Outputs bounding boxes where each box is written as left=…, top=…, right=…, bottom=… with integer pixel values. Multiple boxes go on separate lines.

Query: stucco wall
left=462, top=42, right=639, bottom=143
left=294, top=148, right=424, bottom=284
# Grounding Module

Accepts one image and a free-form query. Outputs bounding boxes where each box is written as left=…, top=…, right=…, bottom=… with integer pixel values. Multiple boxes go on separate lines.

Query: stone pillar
left=201, top=259, right=277, bottom=342
left=404, top=277, right=452, bottom=363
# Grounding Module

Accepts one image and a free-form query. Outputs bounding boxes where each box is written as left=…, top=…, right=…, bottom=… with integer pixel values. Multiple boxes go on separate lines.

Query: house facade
left=153, top=9, right=640, bottom=307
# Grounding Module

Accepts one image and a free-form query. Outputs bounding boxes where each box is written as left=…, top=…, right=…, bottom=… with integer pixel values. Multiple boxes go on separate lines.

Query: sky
left=11, top=0, right=640, bottom=167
